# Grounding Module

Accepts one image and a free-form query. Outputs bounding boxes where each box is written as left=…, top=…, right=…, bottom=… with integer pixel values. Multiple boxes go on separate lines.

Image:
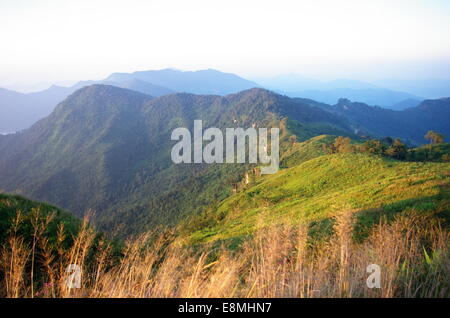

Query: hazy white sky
left=1, top=0, right=450, bottom=91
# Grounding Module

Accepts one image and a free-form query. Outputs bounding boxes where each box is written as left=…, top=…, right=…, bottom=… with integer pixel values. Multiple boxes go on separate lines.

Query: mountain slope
left=0, top=85, right=152, bottom=217
left=405, top=98, right=450, bottom=134
left=181, top=151, right=450, bottom=244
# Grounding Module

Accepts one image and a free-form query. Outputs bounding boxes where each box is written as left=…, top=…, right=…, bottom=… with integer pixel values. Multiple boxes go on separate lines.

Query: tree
left=361, top=139, right=386, bottom=155
left=329, top=136, right=353, bottom=154
left=425, top=131, right=445, bottom=144
left=385, top=139, right=407, bottom=160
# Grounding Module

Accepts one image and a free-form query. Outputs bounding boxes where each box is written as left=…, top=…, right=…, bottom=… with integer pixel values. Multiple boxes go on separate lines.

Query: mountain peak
left=233, top=87, right=276, bottom=96
left=71, top=83, right=148, bottom=96
left=224, top=87, right=280, bottom=103
left=53, top=84, right=151, bottom=115
left=337, top=98, right=352, bottom=105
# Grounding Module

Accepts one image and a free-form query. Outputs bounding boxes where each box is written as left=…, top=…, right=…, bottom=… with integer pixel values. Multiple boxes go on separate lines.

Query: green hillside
left=280, top=134, right=336, bottom=168
left=181, top=150, right=450, bottom=244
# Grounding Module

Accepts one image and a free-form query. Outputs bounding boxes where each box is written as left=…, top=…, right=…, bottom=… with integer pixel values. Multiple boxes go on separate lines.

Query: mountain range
left=3, top=69, right=449, bottom=133
left=0, top=85, right=352, bottom=235
left=0, top=84, right=449, bottom=235
left=373, top=78, right=450, bottom=99
left=255, top=75, right=425, bottom=109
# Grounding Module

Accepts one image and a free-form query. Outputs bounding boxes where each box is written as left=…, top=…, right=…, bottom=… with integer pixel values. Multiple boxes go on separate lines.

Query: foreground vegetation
left=1, top=208, right=449, bottom=298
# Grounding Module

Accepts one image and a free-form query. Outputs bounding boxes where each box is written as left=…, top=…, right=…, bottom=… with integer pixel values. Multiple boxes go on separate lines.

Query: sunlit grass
left=183, top=153, right=449, bottom=243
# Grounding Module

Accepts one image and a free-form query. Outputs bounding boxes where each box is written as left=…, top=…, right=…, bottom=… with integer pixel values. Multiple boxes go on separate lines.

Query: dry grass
left=1, top=210, right=449, bottom=298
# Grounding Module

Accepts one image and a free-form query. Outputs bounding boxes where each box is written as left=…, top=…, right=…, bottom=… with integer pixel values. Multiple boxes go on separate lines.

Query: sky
left=1, top=0, right=450, bottom=92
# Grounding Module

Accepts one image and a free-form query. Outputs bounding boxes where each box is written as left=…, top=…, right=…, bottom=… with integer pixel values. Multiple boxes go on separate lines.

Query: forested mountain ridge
left=0, top=69, right=258, bottom=132
left=0, top=85, right=354, bottom=235
left=321, top=97, right=450, bottom=144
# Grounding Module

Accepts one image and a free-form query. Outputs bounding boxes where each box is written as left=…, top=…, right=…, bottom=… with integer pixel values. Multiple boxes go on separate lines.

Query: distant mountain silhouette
left=373, top=79, right=450, bottom=99
left=106, top=68, right=260, bottom=95
left=256, top=75, right=378, bottom=91
left=73, top=78, right=174, bottom=96
left=286, top=88, right=423, bottom=109
left=255, top=75, right=425, bottom=109
left=0, top=86, right=72, bottom=132
left=390, top=98, right=422, bottom=111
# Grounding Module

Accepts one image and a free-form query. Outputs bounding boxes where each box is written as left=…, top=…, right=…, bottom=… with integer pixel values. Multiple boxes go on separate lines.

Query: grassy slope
left=181, top=149, right=450, bottom=244
left=280, top=134, right=336, bottom=168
